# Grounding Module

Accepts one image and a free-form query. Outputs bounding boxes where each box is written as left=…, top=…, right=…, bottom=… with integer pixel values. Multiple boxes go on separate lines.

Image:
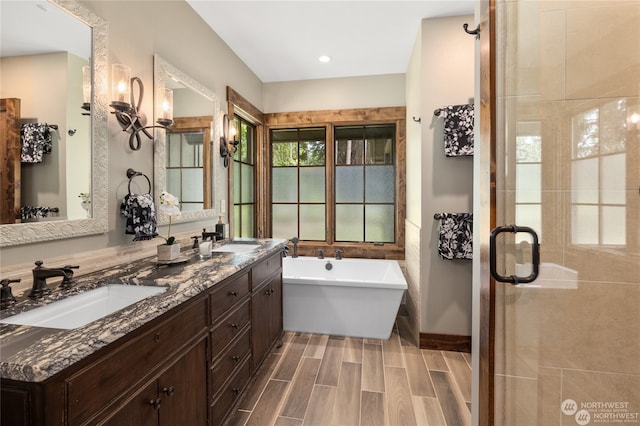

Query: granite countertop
left=0, top=238, right=286, bottom=383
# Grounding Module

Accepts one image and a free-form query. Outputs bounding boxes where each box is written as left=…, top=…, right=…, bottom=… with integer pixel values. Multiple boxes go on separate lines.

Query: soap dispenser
left=215, top=216, right=226, bottom=240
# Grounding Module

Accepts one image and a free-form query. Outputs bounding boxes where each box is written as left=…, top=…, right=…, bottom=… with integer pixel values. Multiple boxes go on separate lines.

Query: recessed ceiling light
left=318, top=55, right=331, bottom=63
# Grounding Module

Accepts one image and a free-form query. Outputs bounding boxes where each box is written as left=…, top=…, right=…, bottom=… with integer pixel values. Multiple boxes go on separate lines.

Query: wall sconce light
left=220, top=113, right=239, bottom=168
left=81, top=65, right=91, bottom=115
left=109, top=63, right=174, bottom=150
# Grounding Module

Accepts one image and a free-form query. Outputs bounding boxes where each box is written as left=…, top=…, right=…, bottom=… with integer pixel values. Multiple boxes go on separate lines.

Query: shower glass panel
left=493, top=1, right=640, bottom=425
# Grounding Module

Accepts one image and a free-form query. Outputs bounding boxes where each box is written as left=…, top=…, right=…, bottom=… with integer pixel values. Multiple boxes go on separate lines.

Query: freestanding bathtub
left=282, top=256, right=408, bottom=339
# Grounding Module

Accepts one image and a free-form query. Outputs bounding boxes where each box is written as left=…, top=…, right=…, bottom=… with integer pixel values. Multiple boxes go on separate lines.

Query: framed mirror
left=0, top=0, right=108, bottom=247
left=153, top=54, right=218, bottom=224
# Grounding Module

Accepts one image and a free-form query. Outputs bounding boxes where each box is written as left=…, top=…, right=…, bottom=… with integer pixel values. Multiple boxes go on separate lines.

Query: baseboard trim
left=420, top=333, right=471, bottom=353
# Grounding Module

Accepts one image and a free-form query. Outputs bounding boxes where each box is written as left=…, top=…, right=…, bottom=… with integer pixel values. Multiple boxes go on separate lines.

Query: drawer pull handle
left=150, top=397, right=162, bottom=410
left=232, top=387, right=240, bottom=394
left=163, top=386, right=175, bottom=397
left=229, top=291, right=239, bottom=297
left=230, top=322, right=239, bottom=329
left=232, top=355, right=240, bottom=362
left=154, top=332, right=161, bottom=343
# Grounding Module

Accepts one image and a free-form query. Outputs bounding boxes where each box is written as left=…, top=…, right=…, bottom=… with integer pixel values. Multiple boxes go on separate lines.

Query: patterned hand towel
left=441, top=104, right=474, bottom=157
left=437, top=213, right=473, bottom=260
left=21, top=123, right=53, bottom=163
left=120, top=193, right=158, bottom=241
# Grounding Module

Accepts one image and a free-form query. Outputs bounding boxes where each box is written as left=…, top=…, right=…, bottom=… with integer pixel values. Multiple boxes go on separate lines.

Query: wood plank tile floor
left=225, top=326, right=472, bottom=426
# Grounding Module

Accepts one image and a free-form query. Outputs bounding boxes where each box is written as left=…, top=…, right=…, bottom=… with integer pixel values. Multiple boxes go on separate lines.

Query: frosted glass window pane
left=241, top=164, right=254, bottom=203
left=300, top=167, right=325, bottom=203
left=365, top=205, right=394, bottom=242
left=515, top=205, right=542, bottom=243
left=300, top=205, right=325, bottom=240
left=233, top=165, right=241, bottom=204
left=272, top=168, right=298, bottom=202
left=336, top=167, right=363, bottom=202
left=516, top=164, right=541, bottom=203
left=602, top=206, right=625, bottom=245
left=182, top=132, right=203, bottom=167
left=166, top=134, right=181, bottom=167
left=571, top=158, right=598, bottom=203
left=365, top=166, right=395, bottom=203
left=182, top=169, right=203, bottom=202
left=572, top=206, right=598, bottom=244
left=166, top=169, right=180, bottom=196
left=233, top=206, right=240, bottom=237
left=272, top=205, right=298, bottom=239
left=601, top=154, right=626, bottom=204
left=241, top=205, right=254, bottom=238
left=336, top=205, right=363, bottom=241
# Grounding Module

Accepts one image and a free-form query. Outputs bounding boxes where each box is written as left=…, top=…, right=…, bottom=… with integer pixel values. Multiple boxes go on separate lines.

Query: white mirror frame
left=153, top=54, right=218, bottom=225
left=0, top=0, right=108, bottom=247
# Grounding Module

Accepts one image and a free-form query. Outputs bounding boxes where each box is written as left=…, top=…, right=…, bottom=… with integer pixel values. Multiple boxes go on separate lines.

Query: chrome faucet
left=317, top=249, right=324, bottom=259
left=30, top=260, right=78, bottom=299
left=290, top=237, right=299, bottom=258
left=334, top=249, right=343, bottom=260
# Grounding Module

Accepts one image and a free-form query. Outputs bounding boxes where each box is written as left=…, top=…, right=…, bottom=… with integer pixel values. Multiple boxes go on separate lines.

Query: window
left=335, top=125, right=396, bottom=242
left=271, top=128, right=326, bottom=240
left=570, top=100, right=628, bottom=246
left=265, top=106, right=405, bottom=254
left=515, top=121, right=542, bottom=242
left=165, top=116, right=212, bottom=211
left=233, top=115, right=256, bottom=237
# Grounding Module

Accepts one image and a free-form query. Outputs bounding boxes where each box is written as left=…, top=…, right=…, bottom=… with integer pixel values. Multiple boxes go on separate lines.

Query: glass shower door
left=492, top=1, right=640, bottom=425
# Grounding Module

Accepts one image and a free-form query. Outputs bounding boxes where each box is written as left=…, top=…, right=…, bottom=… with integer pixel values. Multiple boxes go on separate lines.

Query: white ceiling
left=186, top=0, right=475, bottom=83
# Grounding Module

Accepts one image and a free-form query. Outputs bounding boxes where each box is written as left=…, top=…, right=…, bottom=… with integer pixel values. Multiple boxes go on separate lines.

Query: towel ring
left=126, top=168, right=151, bottom=194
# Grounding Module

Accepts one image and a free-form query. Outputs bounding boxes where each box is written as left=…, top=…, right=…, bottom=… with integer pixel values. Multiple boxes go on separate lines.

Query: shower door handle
left=490, top=225, right=540, bottom=285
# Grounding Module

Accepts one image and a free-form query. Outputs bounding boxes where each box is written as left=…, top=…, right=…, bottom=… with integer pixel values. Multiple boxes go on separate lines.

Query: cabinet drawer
left=252, top=252, right=282, bottom=288
left=211, top=299, right=250, bottom=360
left=211, top=330, right=250, bottom=391
left=66, top=297, right=207, bottom=426
left=210, top=358, right=251, bottom=426
left=210, top=272, right=250, bottom=319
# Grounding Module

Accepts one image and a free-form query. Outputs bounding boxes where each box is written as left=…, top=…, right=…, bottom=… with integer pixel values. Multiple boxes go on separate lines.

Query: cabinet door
left=251, top=274, right=283, bottom=369
left=251, top=280, right=272, bottom=368
left=159, top=340, right=207, bottom=426
left=100, top=381, right=159, bottom=426
left=100, top=340, right=207, bottom=426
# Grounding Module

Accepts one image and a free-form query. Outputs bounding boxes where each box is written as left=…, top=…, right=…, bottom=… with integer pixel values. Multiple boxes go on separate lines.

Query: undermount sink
left=211, top=242, right=260, bottom=253
left=0, top=285, right=167, bottom=330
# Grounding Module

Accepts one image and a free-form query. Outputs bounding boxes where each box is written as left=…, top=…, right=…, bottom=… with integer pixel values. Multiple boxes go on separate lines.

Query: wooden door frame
left=478, top=0, right=496, bottom=425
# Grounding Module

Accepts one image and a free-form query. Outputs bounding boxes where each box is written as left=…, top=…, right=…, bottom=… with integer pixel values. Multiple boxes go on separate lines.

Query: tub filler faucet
left=30, top=260, right=79, bottom=299
left=317, top=249, right=324, bottom=259
left=334, top=249, right=343, bottom=260
left=290, top=237, right=299, bottom=258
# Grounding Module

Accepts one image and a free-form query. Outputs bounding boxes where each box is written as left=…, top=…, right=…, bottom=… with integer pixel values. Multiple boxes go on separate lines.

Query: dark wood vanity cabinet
left=0, top=251, right=284, bottom=426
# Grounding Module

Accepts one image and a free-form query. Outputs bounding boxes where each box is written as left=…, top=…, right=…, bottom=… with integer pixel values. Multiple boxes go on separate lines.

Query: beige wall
left=406, top=15, right=475, bottom=338
left=262, top=73, right=405, bottom=113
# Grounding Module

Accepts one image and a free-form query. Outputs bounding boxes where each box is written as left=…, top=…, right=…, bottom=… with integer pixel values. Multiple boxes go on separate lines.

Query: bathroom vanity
left=0, top=239, right=285, bottom=425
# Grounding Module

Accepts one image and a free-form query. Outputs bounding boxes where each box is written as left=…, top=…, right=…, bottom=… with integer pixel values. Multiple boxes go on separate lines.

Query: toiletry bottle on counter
left=215, top=216, right=226, bottom=240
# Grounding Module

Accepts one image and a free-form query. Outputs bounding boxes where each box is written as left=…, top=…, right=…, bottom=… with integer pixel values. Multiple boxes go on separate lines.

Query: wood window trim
left=265, top=106, right=406, bottom=260
left=226, top=87, right=265, bottom=237
left=168, top=115, right=212, bottom=209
